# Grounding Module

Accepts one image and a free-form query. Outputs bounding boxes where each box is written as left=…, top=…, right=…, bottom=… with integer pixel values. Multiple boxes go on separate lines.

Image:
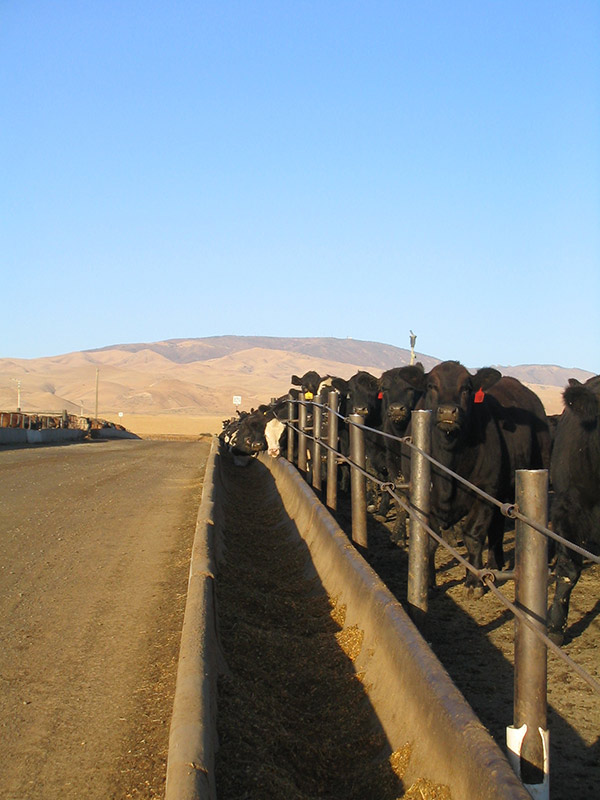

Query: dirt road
left=0, top=439, right=210, bottom=800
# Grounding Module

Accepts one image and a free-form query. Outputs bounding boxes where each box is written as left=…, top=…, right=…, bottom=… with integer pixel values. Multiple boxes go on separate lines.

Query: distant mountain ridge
left=87, top=335, right=593, bottom=387
left=0, top=336, right=594, bottom=417
left=88, top=335, right=440, bottom=370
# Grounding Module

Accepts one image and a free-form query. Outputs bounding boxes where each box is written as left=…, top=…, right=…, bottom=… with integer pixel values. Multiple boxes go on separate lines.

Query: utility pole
left=409, top=330, right=417, bottom=365
left=95, top=368, right=99, bottom=419
left=11, top=378, right=22, bottom=412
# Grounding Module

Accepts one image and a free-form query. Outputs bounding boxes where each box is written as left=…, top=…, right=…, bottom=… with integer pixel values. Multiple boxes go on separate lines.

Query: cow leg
left=462, top=502, right=495, bottom=598
left=378, top=491, right=390, bottom=517
left=389, top=496, right=410, bottom=545
left=338, top=464, right=350, bottom=493
left=486, top=508, right=505, bottom=572
left=366, top=479, right=380, bottom=513
left=547, top=546, right=582, bottom=645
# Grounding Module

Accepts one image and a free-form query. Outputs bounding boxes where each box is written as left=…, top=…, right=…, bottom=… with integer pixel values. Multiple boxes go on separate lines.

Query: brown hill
left=0, top=336, right=594, bottom=420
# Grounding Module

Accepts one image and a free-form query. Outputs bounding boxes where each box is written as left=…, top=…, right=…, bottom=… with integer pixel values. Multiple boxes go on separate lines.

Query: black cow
left=219, top=409, right=268, bottom=465
left=420, top=361, right=550, bottom=596
left=379, top=364, right=427, bottom=533
left=485, top=376, right=551, bottom=476
left=344, top=371, right=386, bottom=510
left=291, top=371, right=325, bottom=400
left=291, top=371, right=349, bottom=483
left=548, top=375, right=600, bottom=644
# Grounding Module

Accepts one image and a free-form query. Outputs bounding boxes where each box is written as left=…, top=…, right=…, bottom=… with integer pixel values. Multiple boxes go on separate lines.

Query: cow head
left=291, top=371, right=322, bottom=400
left=231, top=410, right=268, bottom=455
left=425, top=361, right=501, bottom=437
left=564, top=375, right=600, bottom=429
left=346, top=371, right=380, bottom=420
left=379, top=364, right=426, bottom=428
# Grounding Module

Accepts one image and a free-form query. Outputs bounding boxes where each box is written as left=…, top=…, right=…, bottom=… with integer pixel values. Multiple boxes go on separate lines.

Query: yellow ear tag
left=305, top=391, right=314, bottom=400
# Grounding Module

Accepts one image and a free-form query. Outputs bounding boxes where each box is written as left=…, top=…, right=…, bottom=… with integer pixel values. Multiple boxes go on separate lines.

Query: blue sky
left=2, top=1, right=599, bottom=371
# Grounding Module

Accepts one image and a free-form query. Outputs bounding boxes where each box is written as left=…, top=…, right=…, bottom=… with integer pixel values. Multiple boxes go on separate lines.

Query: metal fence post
left=326, top=391, right=338, bottom=511
left=287, top=396, right=295, bottom=463
left=507, top=469, right=549, bottom=799
left=349, top=413, right=368, bottom=548
left=297, top=396, right=308, bottom=476
left=312, top=402, right=322, bottom=491
left=407, top=409, right=432, bottom=628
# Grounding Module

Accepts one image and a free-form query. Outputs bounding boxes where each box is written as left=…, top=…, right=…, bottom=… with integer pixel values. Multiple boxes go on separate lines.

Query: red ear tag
left=378, top=391, right=383, bottom=400
left=474, top=389, right=485, bottom=404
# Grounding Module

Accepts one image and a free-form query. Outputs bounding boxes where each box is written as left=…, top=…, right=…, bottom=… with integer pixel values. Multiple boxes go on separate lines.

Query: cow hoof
left=466, top=584, right=485, bottom=599
left=547, top=629, right=565, bottom=646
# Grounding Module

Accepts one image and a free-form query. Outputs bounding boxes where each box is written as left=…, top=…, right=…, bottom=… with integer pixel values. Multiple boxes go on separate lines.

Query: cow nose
left=387, top=403, right=408, bottom=421
left=436, top=405, right=461, bottom=425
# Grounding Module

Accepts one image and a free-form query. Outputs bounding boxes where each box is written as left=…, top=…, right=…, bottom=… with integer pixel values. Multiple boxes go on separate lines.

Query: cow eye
left=427, top=383, right=438, bottom=392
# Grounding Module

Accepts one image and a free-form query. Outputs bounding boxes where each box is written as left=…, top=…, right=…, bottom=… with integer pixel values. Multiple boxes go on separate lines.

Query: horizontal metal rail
left=293, top=399, right=600, bottom=565
left=287, top=398, right=600, bottom=696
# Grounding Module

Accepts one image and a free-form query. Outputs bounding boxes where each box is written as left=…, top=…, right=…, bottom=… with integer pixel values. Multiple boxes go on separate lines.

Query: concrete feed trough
left=166, top=439, right=529, bottom=800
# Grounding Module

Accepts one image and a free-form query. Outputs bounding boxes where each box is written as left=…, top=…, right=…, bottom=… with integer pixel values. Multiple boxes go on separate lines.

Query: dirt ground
left=101, top=412, right=225, bottom=438
left=3, top=422, right=595, bottom=799
left=0, top=438, right=210, bottom=800
left=341, top=498, right=600, bottom=799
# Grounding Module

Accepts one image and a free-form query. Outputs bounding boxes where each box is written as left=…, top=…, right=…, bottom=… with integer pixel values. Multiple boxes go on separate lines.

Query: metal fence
left=283, top=390, right=599, bottom=799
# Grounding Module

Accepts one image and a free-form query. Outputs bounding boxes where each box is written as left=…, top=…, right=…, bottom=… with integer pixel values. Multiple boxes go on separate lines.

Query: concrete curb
left=165, top=437, right=221, bottom=800
left=261, top=453, right=530, bottom=800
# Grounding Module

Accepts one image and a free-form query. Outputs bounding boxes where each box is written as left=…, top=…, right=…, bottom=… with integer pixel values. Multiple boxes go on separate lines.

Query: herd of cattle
left=220, top=362, right=600, bottom=645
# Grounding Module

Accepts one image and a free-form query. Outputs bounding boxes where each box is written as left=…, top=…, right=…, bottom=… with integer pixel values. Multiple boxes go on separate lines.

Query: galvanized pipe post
left=349, top=413, right=368, bottom=548
left=507, top=469, right=549, bottom=799
left=312, top=402, right=322, bottom=491
left=326, top=391, right=338, bottom=511
left=287, top=396, right=295, bottom=463
left=297, top=397, right=308, bottom=476
left=407, top=409, right=432, bottom=628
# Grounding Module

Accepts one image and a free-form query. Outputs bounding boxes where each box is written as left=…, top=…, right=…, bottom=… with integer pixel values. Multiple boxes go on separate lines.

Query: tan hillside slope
left=0, top=347, right=379, bottom=417
left=1, top=337, right=592, bottom=429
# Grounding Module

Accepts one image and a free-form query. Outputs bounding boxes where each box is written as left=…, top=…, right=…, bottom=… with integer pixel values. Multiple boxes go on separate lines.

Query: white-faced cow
left=260, top=394, right=296, bottom=458
left=548, top=375, right=600, bottom=644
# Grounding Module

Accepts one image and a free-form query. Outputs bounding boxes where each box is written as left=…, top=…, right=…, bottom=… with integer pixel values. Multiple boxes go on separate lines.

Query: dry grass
left=213, top=454, right=451, bottom=800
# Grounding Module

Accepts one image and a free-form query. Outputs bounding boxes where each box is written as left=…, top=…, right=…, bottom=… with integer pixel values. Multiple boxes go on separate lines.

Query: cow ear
left=472, top=367, right=501, bottom=392
left=330, top=377, right=349, bottom=393
left=406, top=365, right=427, bottom=390
left=291, top=375, right=302, bottom=386
left=564, top=384, right=598, bottom=424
